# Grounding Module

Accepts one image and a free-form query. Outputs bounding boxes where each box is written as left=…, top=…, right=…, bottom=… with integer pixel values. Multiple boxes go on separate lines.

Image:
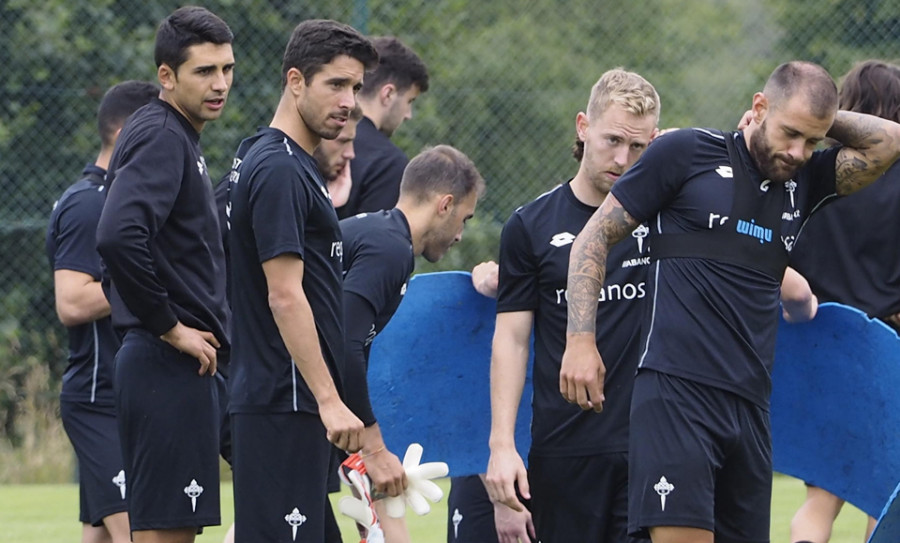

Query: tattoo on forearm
left=567, top=198, right=637, bottom=334
left=831, top=111, right=900, bottom=194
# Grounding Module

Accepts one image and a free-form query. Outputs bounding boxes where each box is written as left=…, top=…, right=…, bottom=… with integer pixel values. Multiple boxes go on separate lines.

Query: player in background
left=46, top=79, right=157, bottom=543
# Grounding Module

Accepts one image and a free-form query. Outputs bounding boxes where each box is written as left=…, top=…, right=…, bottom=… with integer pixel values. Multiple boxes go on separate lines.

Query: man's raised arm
left=830, top=110, right=900, bottom=195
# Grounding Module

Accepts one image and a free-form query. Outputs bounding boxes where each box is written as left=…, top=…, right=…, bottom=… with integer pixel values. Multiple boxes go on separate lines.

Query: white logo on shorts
left=112, top=470, right=126, bottom=500
left=452, top=508, right=463, bottom=539
left=184, top=479, right=204, bottom=512
left=654, top=476, right=674, bottom=511
left=285, top=507, right=307, bottom=541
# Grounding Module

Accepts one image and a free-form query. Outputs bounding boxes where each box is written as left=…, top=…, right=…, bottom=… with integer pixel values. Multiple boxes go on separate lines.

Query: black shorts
left=529, top=452, right=643, bottom=543
left=628, top=370, right=771, bottom=543
left=232, top=411, right=340, bottom=542
left=60, top=400, right=127, bottom=525
left=447, top=475, right=497, bottom=542
left=214, top=372, right=232, bottom=465
left=115, top=329, right=221, bottom=531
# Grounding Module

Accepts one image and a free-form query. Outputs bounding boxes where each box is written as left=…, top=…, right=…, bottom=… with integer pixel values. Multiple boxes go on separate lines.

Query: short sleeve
left=247, top=154, right=311, bottom=263
left=496, top=211, right=540, bottom=313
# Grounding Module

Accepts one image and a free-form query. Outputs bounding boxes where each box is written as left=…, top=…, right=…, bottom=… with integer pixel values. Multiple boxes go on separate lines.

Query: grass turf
left=0, top=474, right=871, bottom=542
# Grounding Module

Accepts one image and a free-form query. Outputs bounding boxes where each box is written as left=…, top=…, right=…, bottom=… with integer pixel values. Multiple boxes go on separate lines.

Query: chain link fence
left=1, top=0, right=899, bottom=467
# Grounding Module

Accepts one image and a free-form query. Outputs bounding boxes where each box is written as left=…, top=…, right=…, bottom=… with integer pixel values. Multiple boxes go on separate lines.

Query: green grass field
left=0, top=474, right=871, bottom=542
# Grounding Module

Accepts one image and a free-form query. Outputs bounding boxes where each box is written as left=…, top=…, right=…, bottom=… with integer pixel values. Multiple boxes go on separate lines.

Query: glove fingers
left=405, top=488, right=431, bottom=515
left=384, top=495, right=406, bottom=518
left=337, top=496, right=373, bottom=527
left=402, top=443, right=424, bottom=469
left=411, top=478, right=443, bottom=502
left=408, top=461, right=449, bottom=480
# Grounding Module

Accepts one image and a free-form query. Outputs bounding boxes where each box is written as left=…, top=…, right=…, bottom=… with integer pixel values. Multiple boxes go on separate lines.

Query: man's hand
left=560, top=333, right=606, bottom=412
left=494, top=502, right=535, bottom=543
left=472, top=261, right=499, bottom=298
left=361, top=425, right=408, bottom=498
left=319, top=397, right=365, bottom=453
left=737, top=109, right=754, bottom=130
left=485, top=448, right=530, bottom=512
left=327, top=162, right=353, bottom=208
left=160, top=321, right=220, bottom=375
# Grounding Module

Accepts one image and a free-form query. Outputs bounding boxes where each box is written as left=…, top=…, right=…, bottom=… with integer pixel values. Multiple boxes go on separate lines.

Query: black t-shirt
left=791, top=161, right=900, bottom=323
left=497, top=181, right=650, bottom=456
left=97, top=98, right=229, bottom=344
left=611, top=128, right=839, bottom=408
left=227, top=127, right=345, bottom=415
left=45, top=164, right=119, bottom=405
left=339, top=209, right=415, bottom=425
left=336, top=117, right=408, bottom=219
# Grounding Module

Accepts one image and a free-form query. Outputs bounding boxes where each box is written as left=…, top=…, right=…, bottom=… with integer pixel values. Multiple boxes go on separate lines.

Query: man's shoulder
left=342, top=211, right=410, bottom=249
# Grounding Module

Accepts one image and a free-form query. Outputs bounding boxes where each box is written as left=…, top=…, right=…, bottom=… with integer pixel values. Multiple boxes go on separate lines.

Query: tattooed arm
left=829, top=110, right=900, bottom=195
left=560, top=193, right=640, bottom=412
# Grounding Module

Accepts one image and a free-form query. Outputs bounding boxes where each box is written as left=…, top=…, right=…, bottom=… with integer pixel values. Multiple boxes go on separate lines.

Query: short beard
left=748, top=120, right=800, bottom=184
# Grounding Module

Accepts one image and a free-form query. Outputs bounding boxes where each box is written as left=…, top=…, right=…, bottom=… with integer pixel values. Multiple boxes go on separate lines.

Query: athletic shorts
left=115, top=329, right=221, bottom=531
left=214, top=372, right=232, bottom=465
left=60, top=400, right=127, bottom=525
left=447, top=475, right=498, bottom=542
left=232, top=411, right=340, bottom=542
left=529, top=452, right=644, bottom=543
left=628, top=370, right=771, bottom=543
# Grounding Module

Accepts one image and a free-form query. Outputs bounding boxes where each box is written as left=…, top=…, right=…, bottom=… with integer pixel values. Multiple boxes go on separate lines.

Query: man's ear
left=379, top=83, right=396, bottom=106
left=286, top=67, right=305, bottom=96
left=158, top=63, right=176, bottom=91
left=751, top=92, right=768, bottom=124
left=437, top=193, right=454, bottom=216
left=575, top=111, right=589, bottom=142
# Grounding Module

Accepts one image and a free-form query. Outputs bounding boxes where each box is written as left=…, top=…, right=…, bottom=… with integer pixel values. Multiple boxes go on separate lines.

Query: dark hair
left=282, top=20, right=378, bottom=88
left=764, top=61, right=838, bottom=119
left=358, top=36, right=429, bottom=97
left=154, top=6, right=233, bottom=71
left=400, top=145, right=484, bottom=202
left=839, top=60, right=900, bottom=122
left=97, top=81, right=159, bottom=148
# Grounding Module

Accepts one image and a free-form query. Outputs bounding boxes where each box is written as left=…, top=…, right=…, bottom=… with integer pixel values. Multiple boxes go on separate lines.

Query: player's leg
left=376, top=500, right=410, bottom=543
left=864, top=514, right=877, bottom=542
left=713, top=394, right=772, bottom=543
left=447, top=475, right=498, bottom=543
left=61, top=400, right=130, bottom=543
left=530, top=453, right=638, bottom=543
left=81, top=524, right=113, bottom=543
left=232, top=411, right=332, bottom=542
left=116, top=329, right=221, bottom=541
left=790, top=485, right=844, bottom=543
left=101, top=512, right=131, bottom=543
left=627, top=370, right=724, bottom=542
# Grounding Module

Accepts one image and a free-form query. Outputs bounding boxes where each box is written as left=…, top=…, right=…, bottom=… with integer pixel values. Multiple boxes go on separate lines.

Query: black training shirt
left=336, top=117, right=408, bottom=219
left=227, top=127, right=345, bottom=415
left=498, top=181, right=650, bottom=456
left=339, top=209, right=415, bottom=425
left=791, top=161, right=900, bottom=324
left=611, top=128, right=838, bottom=408
left=46, top=164, right=119, bottom=405
left=96, top=98, right=229, bottom=344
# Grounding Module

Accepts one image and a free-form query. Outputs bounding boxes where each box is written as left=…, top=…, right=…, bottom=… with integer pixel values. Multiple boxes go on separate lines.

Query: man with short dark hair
left=562, top=61, right=900, bottom=543
left=336, top=36, right=429, bottom=219
left=96, top=6, right=235, bottom=542
left=341, top=145, right=484, bottom=541
left=46, top=79, right=157, bottom=543
left=225, top=19, right=378, bottom=542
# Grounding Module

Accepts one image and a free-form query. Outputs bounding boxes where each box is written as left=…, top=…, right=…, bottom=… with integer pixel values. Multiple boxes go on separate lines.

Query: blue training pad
left=368, top=271, right=533, bottom=476
left=772, top=302, right=900, bottom=519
